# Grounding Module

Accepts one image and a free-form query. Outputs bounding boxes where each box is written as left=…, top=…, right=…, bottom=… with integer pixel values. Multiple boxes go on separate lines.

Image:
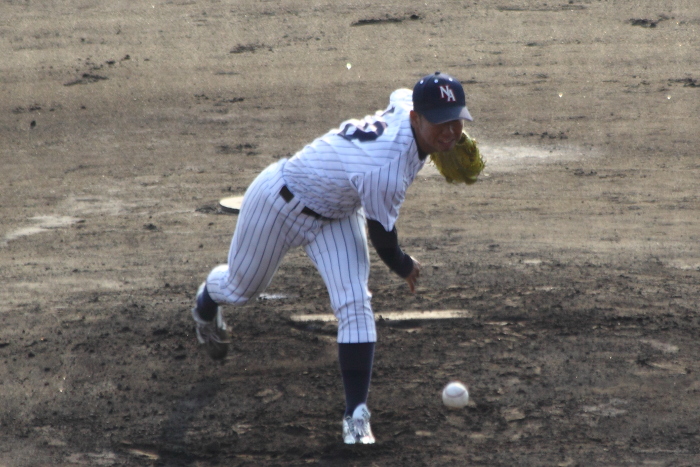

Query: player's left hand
left=429, top=131, right=485, bottom=185
left=405, top=257, right=421, bottom=293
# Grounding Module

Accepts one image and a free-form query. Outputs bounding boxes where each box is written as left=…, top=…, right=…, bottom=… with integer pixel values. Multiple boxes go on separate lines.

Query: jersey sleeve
left=389, top=88, right=413, bottom=109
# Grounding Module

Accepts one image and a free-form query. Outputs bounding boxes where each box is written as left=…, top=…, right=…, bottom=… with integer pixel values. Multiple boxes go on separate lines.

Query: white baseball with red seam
left=442, top=381, right=469, bottom=408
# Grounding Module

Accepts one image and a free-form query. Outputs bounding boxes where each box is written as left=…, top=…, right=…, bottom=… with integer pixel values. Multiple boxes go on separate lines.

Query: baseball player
left=191, top=72, right=473, bottom=444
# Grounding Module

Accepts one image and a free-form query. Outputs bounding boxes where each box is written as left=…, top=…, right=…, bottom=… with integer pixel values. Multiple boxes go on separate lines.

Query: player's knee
left=337, top=313, right=377, bottom=344
left=206, top=265, right=257, bottom=305
left=332, top=296, right=371, bottom=317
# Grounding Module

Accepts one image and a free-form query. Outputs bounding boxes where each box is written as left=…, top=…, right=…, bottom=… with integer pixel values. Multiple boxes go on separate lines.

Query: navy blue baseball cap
left=412, top=71, right=473, bottom=124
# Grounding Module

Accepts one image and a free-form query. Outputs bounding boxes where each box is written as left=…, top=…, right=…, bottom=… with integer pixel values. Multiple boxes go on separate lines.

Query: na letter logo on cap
left=439, top=85, right=456, bottom=103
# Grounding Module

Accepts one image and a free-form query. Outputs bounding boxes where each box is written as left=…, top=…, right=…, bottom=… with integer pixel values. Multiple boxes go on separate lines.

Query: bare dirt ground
left=2, top=1, right=700, bottom=466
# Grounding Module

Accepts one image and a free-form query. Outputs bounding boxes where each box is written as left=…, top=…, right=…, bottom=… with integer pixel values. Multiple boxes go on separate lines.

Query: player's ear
left=409, top=110, right=420, bottom=127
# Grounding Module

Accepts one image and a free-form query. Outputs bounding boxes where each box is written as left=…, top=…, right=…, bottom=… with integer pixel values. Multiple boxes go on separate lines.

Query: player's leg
left=304, top=212, right=375, bottom=343
left=192, top=161, right=312, bottom=359
left=205, top=163, right=312, bottom=306
left=206, top=186, right=291, bottom=306
left=338, top=342, right=375, bottom=444
left=304, top=212, right=376, bottom=444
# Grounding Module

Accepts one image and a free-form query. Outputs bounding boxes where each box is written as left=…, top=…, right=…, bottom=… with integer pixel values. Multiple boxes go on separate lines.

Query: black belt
left=279, top=185, right=330, bottom=221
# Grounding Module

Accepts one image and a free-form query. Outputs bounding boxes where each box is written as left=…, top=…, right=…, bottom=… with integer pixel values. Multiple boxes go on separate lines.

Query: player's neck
left=410, top=125, right=429, bottom=160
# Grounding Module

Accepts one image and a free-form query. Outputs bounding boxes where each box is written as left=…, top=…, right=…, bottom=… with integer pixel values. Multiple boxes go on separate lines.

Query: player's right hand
left=405, top=257, right=421, bottom=293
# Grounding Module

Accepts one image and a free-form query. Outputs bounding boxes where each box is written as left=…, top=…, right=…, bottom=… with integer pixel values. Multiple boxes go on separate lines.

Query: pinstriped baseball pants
left=205, top=160, right=376, bottom=344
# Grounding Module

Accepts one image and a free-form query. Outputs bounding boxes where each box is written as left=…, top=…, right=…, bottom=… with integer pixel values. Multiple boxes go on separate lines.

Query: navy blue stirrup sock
left=196, top=285, right=219, bottom=321
left=338, top=342, right=375, bottom=417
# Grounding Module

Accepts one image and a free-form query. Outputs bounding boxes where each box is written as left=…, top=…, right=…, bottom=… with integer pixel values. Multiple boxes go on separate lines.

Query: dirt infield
left=2, top=1, right=699, bottom=466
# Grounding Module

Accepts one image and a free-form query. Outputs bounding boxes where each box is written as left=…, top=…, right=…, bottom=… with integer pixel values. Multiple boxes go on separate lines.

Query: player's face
left=410, top=112, right=464, bottom=154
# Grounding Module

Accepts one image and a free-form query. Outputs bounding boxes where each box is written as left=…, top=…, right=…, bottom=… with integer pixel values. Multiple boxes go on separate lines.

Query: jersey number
left=339, top=116, right=391, bottom=142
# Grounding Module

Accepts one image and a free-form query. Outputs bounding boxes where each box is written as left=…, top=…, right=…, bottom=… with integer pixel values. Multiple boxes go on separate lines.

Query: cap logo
left=439, top=85, right=456, bottom=103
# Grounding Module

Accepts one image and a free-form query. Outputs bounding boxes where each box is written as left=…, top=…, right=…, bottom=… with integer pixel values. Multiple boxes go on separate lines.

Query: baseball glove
left=429, top=132, right=485, bottom=185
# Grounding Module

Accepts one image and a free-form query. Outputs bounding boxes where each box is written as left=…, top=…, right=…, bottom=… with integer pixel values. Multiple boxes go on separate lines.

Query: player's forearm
left=376, top=246, right=414, bottom=278
left=367, top=219, right=414, bottom=278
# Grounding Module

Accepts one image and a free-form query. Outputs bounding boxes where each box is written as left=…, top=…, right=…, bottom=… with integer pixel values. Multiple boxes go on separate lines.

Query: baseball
left=442, top=381, right=469, bottom=408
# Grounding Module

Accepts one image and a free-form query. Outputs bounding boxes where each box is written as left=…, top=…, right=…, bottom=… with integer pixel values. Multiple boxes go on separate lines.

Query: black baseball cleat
left=192, top=283, right=230, bottom=360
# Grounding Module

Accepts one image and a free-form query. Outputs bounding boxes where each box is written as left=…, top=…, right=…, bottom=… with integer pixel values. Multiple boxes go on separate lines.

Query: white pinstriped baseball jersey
left=205, top=88, right=425, bottom=344
left=283, top=88, right=425, bottom=231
